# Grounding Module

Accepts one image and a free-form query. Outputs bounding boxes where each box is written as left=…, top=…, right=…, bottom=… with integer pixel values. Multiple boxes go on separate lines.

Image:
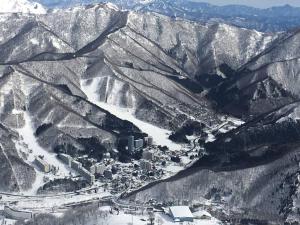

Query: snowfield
left=0, top=205, right=221, bottom=225
left=84, top=206, right=221, bottom=225
left=81, top=78, right=181, bottom=151
left=15, top=111, right=72, bottom=194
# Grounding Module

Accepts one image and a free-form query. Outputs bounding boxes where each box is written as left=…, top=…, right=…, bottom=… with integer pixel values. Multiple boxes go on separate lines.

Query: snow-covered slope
left=0, top=0, right=46, bottom=14
left=81, top=78, right=181, bottom=150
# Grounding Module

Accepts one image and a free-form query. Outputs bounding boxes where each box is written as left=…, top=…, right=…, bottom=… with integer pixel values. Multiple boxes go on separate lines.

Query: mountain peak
left=0, top=0, right=47, bottom=14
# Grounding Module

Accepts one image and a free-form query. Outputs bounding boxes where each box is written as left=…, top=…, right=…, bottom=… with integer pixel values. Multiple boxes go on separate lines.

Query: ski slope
left=15, top=111, right=72, bottom=194
left=81, top=78, right=181, bottom=151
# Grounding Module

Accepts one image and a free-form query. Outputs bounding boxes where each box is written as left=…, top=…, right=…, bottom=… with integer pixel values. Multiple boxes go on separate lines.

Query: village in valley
left=0, top=131, right=214, bottom=225
left=33, top=131, right=203, bottom=197
left=0, top=115, right=243, bottom=225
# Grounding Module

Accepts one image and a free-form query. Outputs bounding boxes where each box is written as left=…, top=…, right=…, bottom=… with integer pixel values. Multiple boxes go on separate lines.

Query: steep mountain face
left=209, top=29, right=300, bottom=120
left=0, top=4, right=274, bottom=132
left=0, top=123, right=35, bottom=192
left=0, top=0, right=46, bottom=14
left=0, top=5, right=141, bottom=192
left=0, top=60, right=139, bottom=192
left=37, top=0, right=300, bottom=32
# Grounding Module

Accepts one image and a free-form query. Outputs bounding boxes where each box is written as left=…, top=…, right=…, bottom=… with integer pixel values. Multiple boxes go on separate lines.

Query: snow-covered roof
left=169, top=206, right=194, bottom=218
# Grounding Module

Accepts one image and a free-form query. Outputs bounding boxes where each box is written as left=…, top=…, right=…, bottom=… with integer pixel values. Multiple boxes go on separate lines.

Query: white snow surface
left=106, top=2, right=119, bottom=11
left=87, top=206, right=220, bottom=225
left=0, top=0, right=46, bottom=14
left=15, top=111, right=71, bottom=194
left=12, top=188, right=111, bottom=210
left=81, top=78, right=181, bottom=151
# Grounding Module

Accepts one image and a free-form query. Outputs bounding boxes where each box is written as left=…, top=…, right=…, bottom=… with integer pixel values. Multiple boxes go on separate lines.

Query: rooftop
left=169, top=206, right=194, bottom=218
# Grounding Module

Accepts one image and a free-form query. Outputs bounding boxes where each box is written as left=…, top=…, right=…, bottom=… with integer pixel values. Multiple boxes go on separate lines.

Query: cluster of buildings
left=127, top=135, right=153, bottom=152
left=65, top=148, right=160, bottom=192
left=53, top=133, right=197, bottom=193
left=58, top=154, right=95, bottom=184
left=91, top=162, right=114, bottom=180
left=58, top=154, right=122, bottom=184
left=139, top=148, right=160, bottom=172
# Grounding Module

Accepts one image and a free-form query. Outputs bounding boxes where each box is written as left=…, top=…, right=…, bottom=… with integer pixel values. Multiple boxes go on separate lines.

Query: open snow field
left=88, top=206, right=221, bottom=225
left=14, top=110, right=72, bottom=194
left=81, top=78, right=181, bottom=151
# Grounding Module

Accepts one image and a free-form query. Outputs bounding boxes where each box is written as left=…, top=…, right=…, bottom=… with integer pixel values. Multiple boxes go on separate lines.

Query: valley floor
left=0, top=204, right=221, bottom=225
left=86, top=206, right=221, bottom=225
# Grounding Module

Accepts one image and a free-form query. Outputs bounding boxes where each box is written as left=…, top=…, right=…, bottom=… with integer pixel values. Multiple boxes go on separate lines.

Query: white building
left=71, top=160, right=82, bottom=170
left=34, top=156, right=50, bottom=173
left=169, top=206, right=194, bottom=222
left=145, top=136, right=154, bottom=146
left=128, top=136, right=134, bottom=152
left=95, top=163, right=106, bottom=175
left=140, top=159, right=152, bottom=172
left=90, top=165, right=96, bottom=174
left=79, top=167, right=95, bottom=184
left=135, top=139, right=144, bottom=149
left=58, top=154, right=72, bottom=166
left=142, top=150, right=155, bottom=161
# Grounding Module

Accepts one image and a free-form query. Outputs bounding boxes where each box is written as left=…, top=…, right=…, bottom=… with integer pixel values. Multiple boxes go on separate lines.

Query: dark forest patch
left=35, top=123, right=53, bottom=136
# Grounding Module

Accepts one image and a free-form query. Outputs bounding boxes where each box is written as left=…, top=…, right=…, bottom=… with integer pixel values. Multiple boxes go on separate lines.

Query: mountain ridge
left=35, top=0, right=300, bottom=32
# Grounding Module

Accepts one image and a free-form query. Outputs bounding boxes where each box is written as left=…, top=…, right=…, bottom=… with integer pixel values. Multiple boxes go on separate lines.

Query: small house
left=169, top=206, right=194, bottom=222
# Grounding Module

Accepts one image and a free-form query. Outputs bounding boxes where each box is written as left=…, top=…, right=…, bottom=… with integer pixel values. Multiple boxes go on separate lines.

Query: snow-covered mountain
left=0, top=3, right=262, bottom=193
left=36, top=0, right=300, bottom=32
left=0, top=0, right=46, bottom=14
left=1, top=2, right=300, bottom=224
